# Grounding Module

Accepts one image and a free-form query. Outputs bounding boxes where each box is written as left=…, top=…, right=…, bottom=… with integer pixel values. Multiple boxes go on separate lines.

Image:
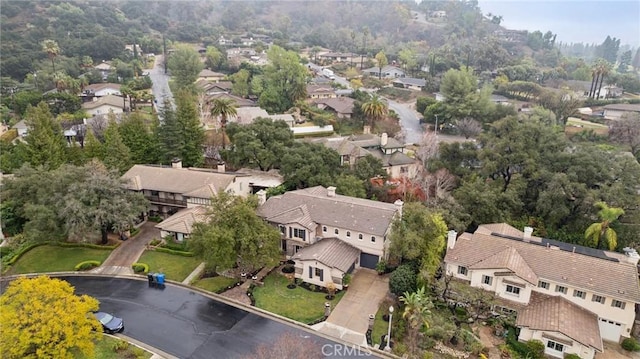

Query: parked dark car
left=94, top=311, right=124, bottom=334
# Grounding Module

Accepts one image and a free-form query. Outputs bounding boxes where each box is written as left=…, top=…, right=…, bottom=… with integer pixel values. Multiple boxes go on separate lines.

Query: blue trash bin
left=156, top=273, right=165, bottom=285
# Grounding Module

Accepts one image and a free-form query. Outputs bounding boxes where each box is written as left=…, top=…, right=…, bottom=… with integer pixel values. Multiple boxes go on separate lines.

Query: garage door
left=599, top=318, right=622, bottom=342
left=360, top=253, right=379, bottom=269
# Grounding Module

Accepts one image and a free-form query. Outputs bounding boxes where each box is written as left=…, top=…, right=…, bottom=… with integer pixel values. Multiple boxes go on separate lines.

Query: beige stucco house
left=81, top=94, right=125, bottom=117
left=257, top=186, right=402, bottom=287
left=444, top=223, right=640, bottom=359
left=155, top=206, right=210, bottom=242
left=603, top=103, right=640, bottom=121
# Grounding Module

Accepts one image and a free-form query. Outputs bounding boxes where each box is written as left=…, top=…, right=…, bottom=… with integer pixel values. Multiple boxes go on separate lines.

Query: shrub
left=132, top=262, right=149, bottom=274
left=5, top=242, right=48, bottom=266
left=161, top=239, right=188, bottom=251
left=154, top=247, right=194, bottom=256
left=342, top=273, right=351, bottom=286
left=112, top=339, right=129, bottom=351
left=281, top=265, right=295, bottom=273
left=148, top=215, right=163, bottom=222
left=389, top=263, right=417, bottom=296
left=149, top=239, right=161, bottom=246
left=75, top=260, right=101, bottom=271
left=525, top=339, right=545, bottom=359
left=622, top=337, right=640, bottom=352
left=564, top=354, right=582, bottom=359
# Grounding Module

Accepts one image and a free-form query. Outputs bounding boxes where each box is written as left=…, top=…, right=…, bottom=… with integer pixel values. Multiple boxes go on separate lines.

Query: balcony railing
left=145, top=195, right=187, bottom=207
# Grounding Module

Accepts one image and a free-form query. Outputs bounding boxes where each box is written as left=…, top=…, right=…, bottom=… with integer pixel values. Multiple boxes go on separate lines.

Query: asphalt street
left=148, top=54, right=174, bottom=116
left=387, top=100, right=424, bottom=145
left=56, top=276, right=379, bottom=359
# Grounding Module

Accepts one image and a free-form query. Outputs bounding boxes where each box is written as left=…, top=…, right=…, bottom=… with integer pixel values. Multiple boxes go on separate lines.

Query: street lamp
left=384, top=305, right=394, bottom=351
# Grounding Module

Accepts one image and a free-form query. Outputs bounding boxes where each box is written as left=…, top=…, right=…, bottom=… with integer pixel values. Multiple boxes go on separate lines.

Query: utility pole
left=435, top=114, right=439, bottom=137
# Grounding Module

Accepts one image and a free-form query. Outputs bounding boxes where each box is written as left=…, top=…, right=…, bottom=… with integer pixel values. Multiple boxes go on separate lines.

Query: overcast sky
left=477, top=0, right=640, bottom=47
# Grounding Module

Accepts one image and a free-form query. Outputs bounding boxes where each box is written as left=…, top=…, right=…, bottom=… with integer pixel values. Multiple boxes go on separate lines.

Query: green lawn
left=372, top=305, right=391, bottom=347
left=253, top=272, right=346, bottom=324
left=137, top=250, right=201, bottom=282
left=192, top=276, right=239, bottom=292
left=9, top=245, right=112, bottom=275
left=75, top=335, right=151, bottom=359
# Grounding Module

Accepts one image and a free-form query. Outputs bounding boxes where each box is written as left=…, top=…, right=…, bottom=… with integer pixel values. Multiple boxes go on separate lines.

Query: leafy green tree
left=259, top=46, right=307, bottom=113
left=352, top=154, right=387, bottom=181
left=167, top=44, right=204, bottom=90
left=440, top=68, right=493, bottom=124
left=536, top=90, right=581, bottom=126
left=189, top=192, right=281, bottom=273
left=42, top=92, right=81, bottom=116
left=119, top=112, right=160, bottom=164
left=23, top=103, right=68, bottom=169
left=231, top=69, right=251, bottom=98
left=398, top=48, right=418, bottom=75
left=225, top=119, right=294, bottom=171
left=280, top=142, right=341, bottom=189
left=174, top=90, right=205, bottom=167
left=101, top=121, right=132, bottom=173
left=585, top=202, right=624, bottom=250
left=416, top=96, right=437, bottom=115
left=333, top=174, right=366, bottom=198
left=0, top=276, right=101, bottom=359
left=204, top=46, right=224, bottom=70
left=60, top=160, right=148, bottom=244
left=389, top=263, right=417, bottom=296
left=388, top=202, right=447, bottom=281
left=374, top=50, right=388, bottom=79
left=82, top=129, right=103, bottom=162
left=361, top=94, right=387, bottom=129
left=210, top=98, right=238, bottom=149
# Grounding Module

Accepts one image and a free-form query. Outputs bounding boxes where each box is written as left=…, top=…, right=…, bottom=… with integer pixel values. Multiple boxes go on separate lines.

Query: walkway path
left=91, top=221, right=160, bottom=275
left=219, top=266, right=276, bottom=306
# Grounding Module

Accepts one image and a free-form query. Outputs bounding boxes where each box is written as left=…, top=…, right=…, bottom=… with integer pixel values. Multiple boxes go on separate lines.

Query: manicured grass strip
left=9, top=245, right=112, bottom=274
left=253, top=272, right=345, bottom=324
left=372, top=305, right=390, bottom=347
left=75, top=335, right=152, bottom=359
left=137, top=250, right=201, bottom=282
left=192, top=276, right=239, bottom=293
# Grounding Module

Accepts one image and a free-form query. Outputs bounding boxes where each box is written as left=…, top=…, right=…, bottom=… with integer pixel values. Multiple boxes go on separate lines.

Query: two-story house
left=444, top=223, right=640, bottom=359
left=257, top=186, right=402, bottom=289
left=81, top=94, right=125, bottom=117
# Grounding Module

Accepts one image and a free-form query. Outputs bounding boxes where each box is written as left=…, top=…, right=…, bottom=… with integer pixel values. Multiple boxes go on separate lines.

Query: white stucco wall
left=518, top=328, right=596, bottom=359
left=295, top=260, right=345, bottom=290
left=319, top=224, right=384, bottom=257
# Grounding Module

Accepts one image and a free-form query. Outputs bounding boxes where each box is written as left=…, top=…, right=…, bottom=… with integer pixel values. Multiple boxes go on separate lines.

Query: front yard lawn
left=9, top=245, right=112, bottom=275
left=75, top=335, right=152, bottom=359
left=252, top=272, right=346, bottom=324
left=137, top=250, right=201, bottom=282
left=192, top=275, right=239, bottom=293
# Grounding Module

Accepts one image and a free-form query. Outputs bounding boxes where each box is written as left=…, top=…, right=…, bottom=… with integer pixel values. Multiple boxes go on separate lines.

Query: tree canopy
left=258, top=46, right=307, bottom=113
left=0, top=276, right=101, bottom=359
left=167, top=44, right=204, bottom=90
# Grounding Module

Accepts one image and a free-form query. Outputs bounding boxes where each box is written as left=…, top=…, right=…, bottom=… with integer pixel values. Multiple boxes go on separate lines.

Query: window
left=346, top=231, right=351, bottom=237
left=505, top=285, right=520, bottom=296
left=611, top=300, right=626, bottom=309
left=323, top=226, right=327, bottom=233
left=457, top=266, right=468, bottom=276
left=334, top=229, right=339, bottom=235
left=371, top=236, right=376, bottom=243
left=293, top=228, right=306, bottom=240
left=573, top=290, right=586, bottom=299
left=482, top=275, right=493, bottom=286
left=358, top=234, right=363, bottom=240
left=555, top=285, right=567, bottom=294
left=546, top=340, right=564, bottom=353
left=314, top=267, right=324, bottom=282
left=537, top=280, right=549, bottom=289
left=592, top=294, right=605, bottom=304
left=400, top=166, right=408, bottom=173
left=278, top=225, right=286, bottom=235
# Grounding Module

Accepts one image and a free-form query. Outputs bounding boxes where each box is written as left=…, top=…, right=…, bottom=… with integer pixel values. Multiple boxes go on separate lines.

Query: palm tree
left=210, top=98, right=238, bottom=149
left=42, top=40, right=60, bottom=74
left=588, top=65, right=599, bottom=99
left=585, top=201, right=625, bottom=250
left=361, top=94, right=387, bottom=130
left=596, top=61, right=611, bottom=99
left=400, top=287, right=431, bottom=355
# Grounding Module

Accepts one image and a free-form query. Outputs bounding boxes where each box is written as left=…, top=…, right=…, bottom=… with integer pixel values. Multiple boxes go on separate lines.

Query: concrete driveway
left=91, top=221, right=160, bottom=275
left=314, top=269, right=389, bottom=345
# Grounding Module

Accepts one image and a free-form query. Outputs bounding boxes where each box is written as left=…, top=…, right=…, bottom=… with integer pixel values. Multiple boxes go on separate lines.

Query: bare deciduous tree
left=456, top=117, right=482, bottom=139
left=609, top=113, right=640, bottom=155
left=423, top=168, right=457, bottom=202
left=416, top=131, right=439, bottom=164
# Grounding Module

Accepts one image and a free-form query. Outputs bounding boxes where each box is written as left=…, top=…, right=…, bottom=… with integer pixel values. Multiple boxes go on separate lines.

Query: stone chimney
left=256, top=189, right=267, bottom=206
left=327, top=186, right=336, bottom=197
left=381, top=133, right=388, bottom=147
left=217, top=162, right=226, bottom=173
left=363, top=125, right=371, bottom=134
left=171, top=158, right=182, bottom=169
left=523, top=226, right=533, bottom=241
left=393, top=199, right=403, bottom=217
left=447, top=230, right=458, bottom=250
left=623, top=247, right=640, bottom=265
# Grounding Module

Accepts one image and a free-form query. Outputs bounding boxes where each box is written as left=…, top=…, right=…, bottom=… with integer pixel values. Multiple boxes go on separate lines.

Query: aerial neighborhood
left=1, top=1, right=639, bottom=359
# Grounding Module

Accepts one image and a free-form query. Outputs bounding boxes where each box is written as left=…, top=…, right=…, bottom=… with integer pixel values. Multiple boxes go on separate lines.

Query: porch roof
left=293, top=238, right=360, bottom=272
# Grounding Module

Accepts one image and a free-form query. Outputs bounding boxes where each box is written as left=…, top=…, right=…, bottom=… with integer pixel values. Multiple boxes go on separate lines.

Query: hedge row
left=153, top=247, right=194, bottom=256
left=3, top=241, right=118, bottom=267
left=75, top=260, right=101, bottom=271
left=132, top=262, right=149, bottom=274
left=52, top=242, right=119, bottom=250
left=3, top=242, right=48, bottom=266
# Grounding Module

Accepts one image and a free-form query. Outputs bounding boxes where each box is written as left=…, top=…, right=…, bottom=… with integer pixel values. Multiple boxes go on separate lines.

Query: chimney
left=171, top=158, right=182, bottom=169
left=523, top=226, right=533, bottom=241
left=327, top=186, right=336, bottom=197
left=217, top=162, right=226, bottom=173
left=393, top=199, right=403, bottom=217
left=447, top=230, right=457, bottom=250
left=381, top=133, right=388, bottom=146
left=256, top=189, right=267, bottom=206
left=363, top=125, right=371, bottom=134
left=623, top=247, right=640, bottom=265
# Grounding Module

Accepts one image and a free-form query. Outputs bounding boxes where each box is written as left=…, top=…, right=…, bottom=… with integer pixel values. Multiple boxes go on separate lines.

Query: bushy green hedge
left=154, top=247, right=194, bottom=256
left=622, top=337, right=640, bottom=352
left=564, top=354, right=582, bottom=359
left=4, top=242, right=47, bottom=266
left=132, top=262, right=149, bottom=274
left=75, top=260, right=101, bottom=271
left=53, top=242, right=119, bottom=250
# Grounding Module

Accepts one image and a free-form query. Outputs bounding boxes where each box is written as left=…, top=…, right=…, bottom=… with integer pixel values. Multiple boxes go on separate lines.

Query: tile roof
left=313, top=97, right=356, bottom=114
left=293, top=238, right=360, bottom=272
left=393, top=77, right=426, bottom=87
left=155, top=206, right=210, bottom=234
left=469, top=247, right=537, bottom=285
left=84, top=83, right=121, bottom=92
left=198, top=69, right=225, bottom=78
left=206, top=93, right=256, bottom=107
left=121, top=165, right=237, bottom=198
left=82, top=94, right=125, bottom=110
left=516, top=292, right=603, bottom=351
left=445, top=223, right=640, bottom=302
left=306, top=84, right=335, bottom=95
left=258, top=186, right=399, bottom=236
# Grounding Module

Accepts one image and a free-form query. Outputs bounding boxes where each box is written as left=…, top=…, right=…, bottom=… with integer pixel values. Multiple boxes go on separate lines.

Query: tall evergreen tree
left=82, top=129, right=103, bottom=163
left=102, top=121, right=132, bottom=173
left=119, top=112, right=160, bottom=164
left=23, top=102, right=68, bottom=169
left=174, top=90, right=205, bottom=167
left=156, top=98, right=182, bottom=164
